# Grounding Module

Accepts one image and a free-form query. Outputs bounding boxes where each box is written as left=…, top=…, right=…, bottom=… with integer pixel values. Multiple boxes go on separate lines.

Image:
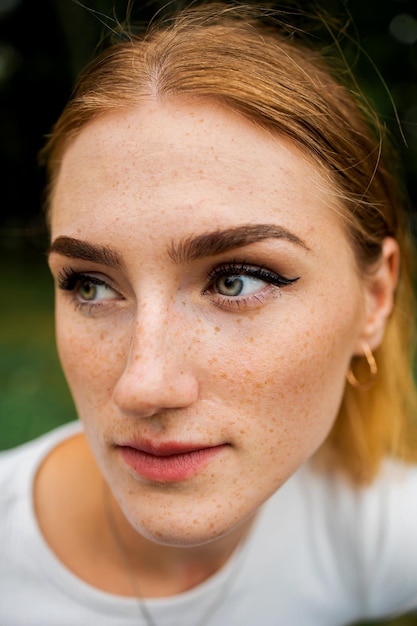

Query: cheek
left=209, top=294, right=361, bottom=447
left=55, top=309, right=125, bottom=413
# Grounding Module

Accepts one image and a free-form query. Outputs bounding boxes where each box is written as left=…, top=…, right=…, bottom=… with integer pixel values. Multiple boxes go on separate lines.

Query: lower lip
left=119, top=445, right=226, bottom=482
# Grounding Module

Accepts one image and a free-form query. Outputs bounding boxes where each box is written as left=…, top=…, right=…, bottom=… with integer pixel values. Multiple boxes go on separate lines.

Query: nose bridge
left=129, top=297, right=176, bottom=369
left=113, top=295, right=198, bottom=416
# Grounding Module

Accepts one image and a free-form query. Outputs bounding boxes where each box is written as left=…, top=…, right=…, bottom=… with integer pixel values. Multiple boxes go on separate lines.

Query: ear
left=355, top=237, right=399, bottom=353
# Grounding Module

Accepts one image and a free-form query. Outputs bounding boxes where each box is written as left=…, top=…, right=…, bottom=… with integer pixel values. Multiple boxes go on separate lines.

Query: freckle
left=214, top=326, right=221, bottom=333
left=249, top=337, right=254, bottom=342
left=235, top=319, right=242, bottom=324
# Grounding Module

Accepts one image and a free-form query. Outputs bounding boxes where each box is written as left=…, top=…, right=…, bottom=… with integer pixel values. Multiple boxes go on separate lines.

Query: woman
left=1, top=2, right=417, bottom=624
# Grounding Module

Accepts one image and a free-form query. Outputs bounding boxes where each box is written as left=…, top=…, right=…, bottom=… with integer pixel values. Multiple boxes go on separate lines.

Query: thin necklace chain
left=103, top=483, right=244, bottom=626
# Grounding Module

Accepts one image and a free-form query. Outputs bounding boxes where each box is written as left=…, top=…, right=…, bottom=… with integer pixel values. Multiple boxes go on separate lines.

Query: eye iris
left=217, top=275, right=243, bottom=296
left=79, top=281, right=97, bottom=301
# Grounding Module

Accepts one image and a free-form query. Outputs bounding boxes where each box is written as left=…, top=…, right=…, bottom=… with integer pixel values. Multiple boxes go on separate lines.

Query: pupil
left=80, top=281, right=96, bottom=300
left=221, top=275, right=243, bottom=296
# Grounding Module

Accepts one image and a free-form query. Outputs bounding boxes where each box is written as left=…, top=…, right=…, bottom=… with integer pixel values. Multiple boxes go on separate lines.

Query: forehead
left=50, top=98, right=343, bottom=244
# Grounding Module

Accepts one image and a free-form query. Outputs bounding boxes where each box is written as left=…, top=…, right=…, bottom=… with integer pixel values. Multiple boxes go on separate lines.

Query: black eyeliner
left=206, top=262, right=300, bottom=288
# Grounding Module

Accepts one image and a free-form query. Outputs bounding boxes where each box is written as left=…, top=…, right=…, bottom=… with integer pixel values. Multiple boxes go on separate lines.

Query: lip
left=117, top=441, right=228, bottom=482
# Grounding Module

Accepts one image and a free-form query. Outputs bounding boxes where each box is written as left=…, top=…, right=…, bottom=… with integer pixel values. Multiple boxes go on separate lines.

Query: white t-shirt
left=1, top=421, right=417, bottom=625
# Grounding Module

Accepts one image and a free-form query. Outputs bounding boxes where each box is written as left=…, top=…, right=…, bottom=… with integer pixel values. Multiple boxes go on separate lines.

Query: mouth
left=116, top=441, right=228, bottom=482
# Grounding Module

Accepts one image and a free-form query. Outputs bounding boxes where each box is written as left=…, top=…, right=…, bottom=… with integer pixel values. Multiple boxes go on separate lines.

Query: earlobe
left=356, top=237, right=399, bottom=353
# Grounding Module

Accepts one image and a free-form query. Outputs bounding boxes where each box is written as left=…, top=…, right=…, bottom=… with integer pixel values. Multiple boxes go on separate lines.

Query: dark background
left=0, top=2, right=417, bottom=624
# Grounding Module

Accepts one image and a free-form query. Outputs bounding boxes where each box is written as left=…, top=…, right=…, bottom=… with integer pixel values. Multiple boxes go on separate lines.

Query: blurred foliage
left=0, top=247, right=77, bottom=448
left=0, top=2, right=417, bottom=624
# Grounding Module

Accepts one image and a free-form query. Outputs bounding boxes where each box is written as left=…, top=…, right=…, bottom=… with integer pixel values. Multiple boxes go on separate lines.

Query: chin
left=127, top=498, right=255, bottom=549
left=133, top=514, right=237, bottom=547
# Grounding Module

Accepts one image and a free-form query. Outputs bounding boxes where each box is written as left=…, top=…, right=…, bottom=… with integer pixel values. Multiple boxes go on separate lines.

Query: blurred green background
left=0, top=2, right=416, bottom=623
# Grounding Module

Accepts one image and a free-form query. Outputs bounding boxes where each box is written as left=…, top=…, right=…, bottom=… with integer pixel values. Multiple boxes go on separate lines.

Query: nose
left=112, top=307, right=199, bottom=418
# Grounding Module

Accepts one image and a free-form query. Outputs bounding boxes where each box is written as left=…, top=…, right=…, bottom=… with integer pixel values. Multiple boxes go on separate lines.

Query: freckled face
left=49, top=99, right=365, bottom=546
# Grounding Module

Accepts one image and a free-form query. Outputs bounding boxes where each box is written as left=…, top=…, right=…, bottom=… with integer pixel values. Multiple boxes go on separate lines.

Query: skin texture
left=44, top=98, right=398, bottom=593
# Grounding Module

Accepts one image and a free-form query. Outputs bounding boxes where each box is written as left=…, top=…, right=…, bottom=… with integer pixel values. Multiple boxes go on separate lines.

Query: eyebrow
left=48, top=224, right=308, bottom=267
left=168, top=224, right=309, bottom=263
left=48, top=236, right=122, bottom=268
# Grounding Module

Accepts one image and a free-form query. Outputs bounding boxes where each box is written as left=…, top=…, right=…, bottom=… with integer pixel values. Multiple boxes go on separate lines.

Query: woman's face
left=49, top=99, right=369, bottom=546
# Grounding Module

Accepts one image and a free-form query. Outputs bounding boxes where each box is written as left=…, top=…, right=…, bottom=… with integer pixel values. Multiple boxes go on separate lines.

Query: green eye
left=77, top=279, right=117, bottom=302
left=215, top=274, right=267, bottom=297
left=57, top=268, right=122, bottom=313
left=79, top=280, right=99, bottom=300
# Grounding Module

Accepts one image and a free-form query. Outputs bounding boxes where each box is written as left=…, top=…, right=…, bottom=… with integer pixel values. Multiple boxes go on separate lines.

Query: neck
left=104, top=484, right=255, bottom=597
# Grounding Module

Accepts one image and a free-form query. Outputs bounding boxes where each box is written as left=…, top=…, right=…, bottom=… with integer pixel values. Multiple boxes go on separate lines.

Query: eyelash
left=57, top=267, right=118, bottom=313
left=204, top=262, right=299, bottom=309
left=56, top=263, right=299, bottom=314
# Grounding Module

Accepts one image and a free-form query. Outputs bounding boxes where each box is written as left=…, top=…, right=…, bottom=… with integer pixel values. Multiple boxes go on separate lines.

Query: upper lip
left=117, top=441, right=224, bottom=457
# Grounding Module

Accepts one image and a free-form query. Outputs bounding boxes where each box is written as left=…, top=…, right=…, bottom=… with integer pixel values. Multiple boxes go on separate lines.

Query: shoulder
left=341, top=459, right=417, bottom=617
left=249, top=460, right=417, bottom=621
left=301, top=458, right=417, bottom=568
left=0, top=421, right=83, bottom=504
left=314, top=459, right=417, bottom=616
left=0, top=421, right=84, bottom=602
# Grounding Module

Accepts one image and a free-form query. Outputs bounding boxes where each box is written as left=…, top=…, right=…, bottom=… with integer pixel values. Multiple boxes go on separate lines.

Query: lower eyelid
left=69, top=296, right=118, bottom=317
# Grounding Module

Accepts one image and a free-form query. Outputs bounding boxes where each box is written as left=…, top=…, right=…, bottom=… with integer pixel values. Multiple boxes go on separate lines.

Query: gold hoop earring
left=346, top=342, right=377, bottom=390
